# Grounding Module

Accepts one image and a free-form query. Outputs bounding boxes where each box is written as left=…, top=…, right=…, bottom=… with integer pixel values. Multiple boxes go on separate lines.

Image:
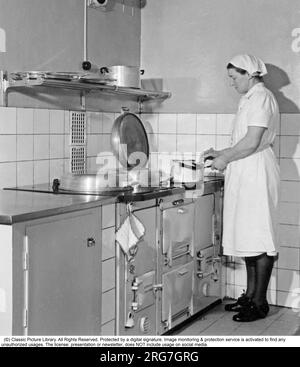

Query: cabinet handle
left=87, top=238, right=96, bottom=247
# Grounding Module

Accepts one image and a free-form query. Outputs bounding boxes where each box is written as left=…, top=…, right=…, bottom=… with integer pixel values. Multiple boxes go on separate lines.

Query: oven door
left=161, top=201, right=194, bottom=269
left=161, top=261, right=193, bottom=331
left=193, top=246, right=221, bottom=314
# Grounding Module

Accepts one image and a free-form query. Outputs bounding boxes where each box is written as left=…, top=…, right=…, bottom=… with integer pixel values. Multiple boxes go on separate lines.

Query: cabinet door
left=25, top=209, right=101, bottom=336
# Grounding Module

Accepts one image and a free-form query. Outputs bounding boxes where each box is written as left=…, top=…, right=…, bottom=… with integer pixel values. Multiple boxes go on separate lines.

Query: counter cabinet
left=0, top=204, right=117, bottom=336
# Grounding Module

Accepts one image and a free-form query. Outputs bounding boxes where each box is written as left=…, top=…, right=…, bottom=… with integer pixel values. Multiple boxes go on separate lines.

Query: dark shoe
left=224, top=291, right=251, bottom=312
left=232, top=301, right=269, bottom=322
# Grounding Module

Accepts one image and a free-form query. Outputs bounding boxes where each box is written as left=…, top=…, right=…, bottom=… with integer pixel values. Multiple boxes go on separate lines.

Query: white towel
left=116, top=213, right=145, bottom=260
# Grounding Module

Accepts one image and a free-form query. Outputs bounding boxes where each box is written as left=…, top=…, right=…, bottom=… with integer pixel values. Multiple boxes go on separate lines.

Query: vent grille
left=69, top=111, right=87, bottom=174
left=71, top=111, right=86, bottom=145
left=71, top=146, right=86, bottom=174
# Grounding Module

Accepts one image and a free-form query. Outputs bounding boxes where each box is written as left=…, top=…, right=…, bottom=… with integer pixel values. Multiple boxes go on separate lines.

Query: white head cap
left=228, top=54, right=268, bottom=76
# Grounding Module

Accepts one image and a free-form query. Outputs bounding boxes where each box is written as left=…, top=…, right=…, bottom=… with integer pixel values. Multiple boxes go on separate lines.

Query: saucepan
left=100, top=65, right=145, bottom=88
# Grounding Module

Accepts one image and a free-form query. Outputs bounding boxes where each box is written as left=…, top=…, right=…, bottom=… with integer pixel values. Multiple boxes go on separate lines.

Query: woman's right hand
left=203, top=148, right=220, bottom=160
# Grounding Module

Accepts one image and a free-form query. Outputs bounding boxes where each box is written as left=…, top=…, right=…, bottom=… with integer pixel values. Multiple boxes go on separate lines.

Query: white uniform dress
left=222, top=83, right=280, bottom=257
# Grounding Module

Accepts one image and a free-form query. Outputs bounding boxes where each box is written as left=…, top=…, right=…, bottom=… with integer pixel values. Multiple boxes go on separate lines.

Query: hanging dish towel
left=116, top=212, right=145, bottom=260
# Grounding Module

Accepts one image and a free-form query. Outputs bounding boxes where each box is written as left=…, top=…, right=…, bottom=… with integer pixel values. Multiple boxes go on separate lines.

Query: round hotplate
left=111, top=112, right=149, bottom=170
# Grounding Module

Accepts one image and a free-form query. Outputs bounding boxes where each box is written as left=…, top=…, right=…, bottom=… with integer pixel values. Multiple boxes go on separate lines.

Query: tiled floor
left=173, top=300, right=300, bottom=336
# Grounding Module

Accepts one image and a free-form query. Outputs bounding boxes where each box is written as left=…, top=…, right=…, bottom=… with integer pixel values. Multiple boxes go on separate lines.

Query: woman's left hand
left=211, top=156, right=228, bottom=172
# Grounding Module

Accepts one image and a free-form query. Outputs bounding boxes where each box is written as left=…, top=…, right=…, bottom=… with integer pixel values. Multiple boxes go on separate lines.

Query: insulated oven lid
left=111, top=112, right=149, bottom=170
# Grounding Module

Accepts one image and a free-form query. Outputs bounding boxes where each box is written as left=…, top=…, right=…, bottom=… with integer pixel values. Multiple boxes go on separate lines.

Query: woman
left=205, top=54, right=280, bottom=322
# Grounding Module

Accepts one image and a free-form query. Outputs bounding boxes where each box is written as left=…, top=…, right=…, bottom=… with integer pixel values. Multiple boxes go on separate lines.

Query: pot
left=100, top=65, right=144, bottom=88
left=171, top=159, right=204, bottom=188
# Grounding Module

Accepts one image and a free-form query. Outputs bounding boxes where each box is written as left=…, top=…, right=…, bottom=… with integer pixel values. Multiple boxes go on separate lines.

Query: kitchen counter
left=0, top=189, right=116, bottom=225
left=0, top=176, right=223, bottom=225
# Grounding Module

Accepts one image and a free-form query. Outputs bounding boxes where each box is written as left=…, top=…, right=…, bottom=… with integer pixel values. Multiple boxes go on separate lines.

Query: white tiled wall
left=1, top=107, right=300, bottom=308
left=0, top=107, right=69, bottom=188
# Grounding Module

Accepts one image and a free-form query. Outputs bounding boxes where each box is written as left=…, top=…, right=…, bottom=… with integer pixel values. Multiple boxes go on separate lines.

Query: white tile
left=50, top=110, right=65, bottom=134
left=281, top=114, right=300, bottom=135
left=50, top=135, right=64, bottom=159
left=277, top=269, right=300, bottom=293
left=279, top=202, right=300, bottom=226
left=87, top=135, right=102, bottom=157
left=269, top=268, right=278, bottom=291
left=0, top=107, right=17, bottom=134
left=225, top=264, right=235, bottom=284
left=17, top=108, right=34, bottom=134
left=102, top=258, right=115, bottom=292
left=177, top=114, right=196, bottom=134
left=266, top=289, right=277, bottom=305
left=0, top=135, right=16, bottom=162
left=17, top=161, right=34, bottom=186
left=101, top=319, right=115, bottom=335
left=33, top=160, right=49, bottom=185
left=196, top=135, right=216, bottom=153
left=196, top=114, right=217, bottom=135
left=50, top=159, right=64, bottom=180
left=99, top=134, right=112, bottom=153
left=158, top=134, right=177, bottom=153
left=234, top=263, right=247, bottom=287
left=87, top=111, right=102, bottom=134
left=102, top=204, right=115, bottom=229
left=176, top=134, right=196, bottom=154
left=280, top=136, right=300, bottom=158
left=147, top=133, right=158, bottom=152
left=141, top=113, right=159, bottom=134
left=158, top=114, right=177, bottom=134
left=102, top=227, right=115, bottom=260
left=280, top=181, right=300, bottom=202
left=277, top=291, right=300, bottom=309
left=64, top=158, right=71, bottom=174
left=216, top=135, right=232, bottom=150
left=102, top=113, right=115, bottom=133
left=0, top=162, right=16, bottom=189
left=273, top=136, right=280, bottom=158
left=64, top=135, right=70, bottom=159
left=216, top=114, right=235, bottom=135
left=101, top=289, right=115, bottom=325
left=34, top=135, right=49, bottom=160
left=225, top=284, right=235, bottom=299
left=280, top=158, right=300, bottom=181
left=279, top=225, right=300, bottom=248
left=17, top=135, right=34, bottom=161
left=64, top=111, right=70, bottom=134
left=278, top=247, right=300, bottom=270
left=34, top=109, right=49, bottom=134
left=86, top=157, right=97, bottom=172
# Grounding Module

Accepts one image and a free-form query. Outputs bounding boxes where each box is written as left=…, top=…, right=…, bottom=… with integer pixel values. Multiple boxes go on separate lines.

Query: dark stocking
left=245, top=256, right=256, bottom=299
left=252, top=253, right=274, bottom=306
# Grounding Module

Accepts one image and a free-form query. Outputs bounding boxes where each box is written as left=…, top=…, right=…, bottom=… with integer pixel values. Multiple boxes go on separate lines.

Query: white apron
left=222, top=83, right=280, bottom=257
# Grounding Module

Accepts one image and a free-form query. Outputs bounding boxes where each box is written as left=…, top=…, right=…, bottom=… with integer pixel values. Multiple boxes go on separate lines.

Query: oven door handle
left=177, top=269, right=189, bottom=276
left=172, top=249, right=191, bottom=260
